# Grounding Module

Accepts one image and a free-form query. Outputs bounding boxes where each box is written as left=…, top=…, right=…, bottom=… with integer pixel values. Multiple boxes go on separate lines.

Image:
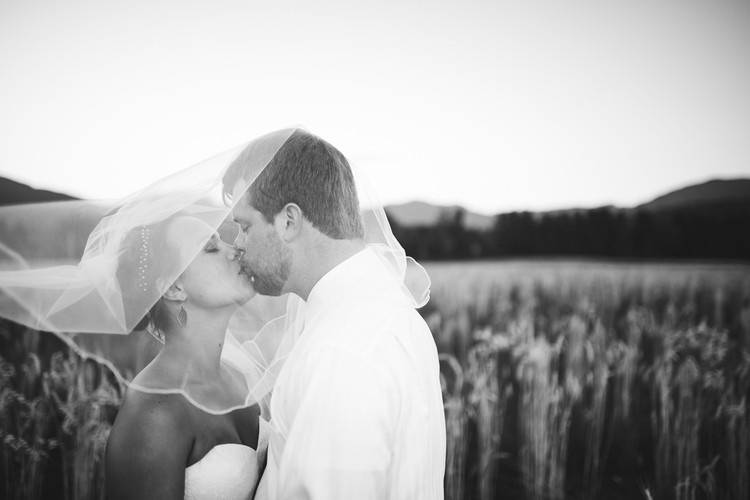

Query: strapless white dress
left=184, top=419, right=269, bottom=500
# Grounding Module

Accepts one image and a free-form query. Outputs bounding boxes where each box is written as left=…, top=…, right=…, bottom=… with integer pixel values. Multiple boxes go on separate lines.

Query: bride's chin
left=236, top=287, right=256, bottom=304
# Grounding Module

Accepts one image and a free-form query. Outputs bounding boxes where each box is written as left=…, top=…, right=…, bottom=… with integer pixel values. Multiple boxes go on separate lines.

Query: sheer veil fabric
left=0, top=128, right=430, bottom=414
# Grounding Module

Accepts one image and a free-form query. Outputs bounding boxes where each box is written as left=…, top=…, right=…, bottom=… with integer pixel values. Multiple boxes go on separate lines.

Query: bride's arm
left=106, top=392, right=193, bottom=500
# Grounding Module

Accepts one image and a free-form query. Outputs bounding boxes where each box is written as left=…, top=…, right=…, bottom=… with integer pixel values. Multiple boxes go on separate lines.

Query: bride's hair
left=116, top=219, right=176, bottom=334
left=222, top=129, right=364, bottom=240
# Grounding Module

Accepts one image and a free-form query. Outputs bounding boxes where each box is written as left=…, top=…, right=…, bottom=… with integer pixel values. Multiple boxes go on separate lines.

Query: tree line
left=387, top=203, right=750, bottom=261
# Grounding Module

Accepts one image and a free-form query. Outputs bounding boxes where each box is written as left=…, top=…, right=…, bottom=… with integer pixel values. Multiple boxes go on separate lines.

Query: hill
left=386, top=178, right=750, bottom=228
left=0, top=177, right=104, bottom=261
left=1, top=174, right=748, bottom=260
left=387, top=178, right=750, bottom=260
left=638, top=178, right=750, bottom=211
left=0, top=176, right=76, bottom=205
left=385, top=201, right=494, bottom=230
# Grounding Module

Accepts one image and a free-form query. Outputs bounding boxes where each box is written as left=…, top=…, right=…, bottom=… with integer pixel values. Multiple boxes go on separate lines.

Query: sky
left=1, top=0, right=749, bottom=214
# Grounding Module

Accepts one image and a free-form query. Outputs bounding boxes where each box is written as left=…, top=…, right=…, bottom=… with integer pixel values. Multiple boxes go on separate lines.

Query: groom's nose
left=234, top=231, right=246, bottom=249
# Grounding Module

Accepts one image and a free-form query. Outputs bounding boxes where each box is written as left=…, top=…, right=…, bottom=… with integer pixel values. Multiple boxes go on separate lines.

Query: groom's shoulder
left=313, top=298, right=432, bottom=357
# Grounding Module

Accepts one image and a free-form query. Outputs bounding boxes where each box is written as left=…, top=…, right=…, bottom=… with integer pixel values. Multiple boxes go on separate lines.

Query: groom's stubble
left=239, top=226, right=293, bottom=296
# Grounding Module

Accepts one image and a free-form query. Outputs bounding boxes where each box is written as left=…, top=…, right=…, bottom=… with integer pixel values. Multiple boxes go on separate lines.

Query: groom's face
left=232, top=197, right=292, bottom=296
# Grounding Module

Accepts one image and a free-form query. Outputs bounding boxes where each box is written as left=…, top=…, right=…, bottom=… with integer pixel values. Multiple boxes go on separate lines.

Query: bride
left=0, top=130, right=302, bottom=500
left=105, top=214, right=269, bottom=499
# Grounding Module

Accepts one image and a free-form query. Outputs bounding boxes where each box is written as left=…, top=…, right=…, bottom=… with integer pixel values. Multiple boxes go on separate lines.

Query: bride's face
left=166, top=216, right=255, bottom=308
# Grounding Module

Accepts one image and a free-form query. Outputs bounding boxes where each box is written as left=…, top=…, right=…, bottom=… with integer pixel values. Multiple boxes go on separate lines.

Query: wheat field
left=1, top=260, right=749, bottom=500
left=426, top=260, right=750, bottom=500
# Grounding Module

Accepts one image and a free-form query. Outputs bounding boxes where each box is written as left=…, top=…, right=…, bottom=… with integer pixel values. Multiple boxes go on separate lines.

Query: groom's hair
left=223, top=129, right=364, bottom=240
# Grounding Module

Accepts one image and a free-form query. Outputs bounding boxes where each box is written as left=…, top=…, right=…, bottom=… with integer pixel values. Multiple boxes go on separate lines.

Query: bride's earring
left=176, top=305, right=187, bottom=327
left=146, top=321, right=166, bottom=345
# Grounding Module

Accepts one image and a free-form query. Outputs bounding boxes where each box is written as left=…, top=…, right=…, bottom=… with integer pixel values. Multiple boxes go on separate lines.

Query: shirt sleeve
left=276, top=342, right=400, bottom=500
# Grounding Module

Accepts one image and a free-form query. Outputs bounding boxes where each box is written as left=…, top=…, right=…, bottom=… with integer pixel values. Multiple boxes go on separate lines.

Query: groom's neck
left=291, top=237, right=365, bottom=301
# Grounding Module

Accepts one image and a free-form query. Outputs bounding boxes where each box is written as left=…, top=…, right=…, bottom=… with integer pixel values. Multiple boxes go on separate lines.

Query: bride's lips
left=238, top=263, right=256, bottom=284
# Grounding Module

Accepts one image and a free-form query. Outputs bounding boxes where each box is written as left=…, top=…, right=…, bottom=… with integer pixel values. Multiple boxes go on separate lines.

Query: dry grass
left=425, top=260, right=750, bottom=500
left=0, top=260, right=749, bottom=500
left=0, top=329, right=122, bottom=500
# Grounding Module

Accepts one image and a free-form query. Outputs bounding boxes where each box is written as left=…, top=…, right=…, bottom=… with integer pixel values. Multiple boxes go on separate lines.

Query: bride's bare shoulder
left=105, top=377, right=195, bottom=499
left=109, top=387, right=191, bottom=447
left=117, top=360, right=199, bottom=428
left=115, top=356, right=196, bottom=417
left=108, top=361, right=196, bottom=450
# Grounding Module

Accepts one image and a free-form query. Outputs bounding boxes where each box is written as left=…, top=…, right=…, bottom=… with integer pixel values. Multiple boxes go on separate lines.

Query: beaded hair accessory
left=136, top=226, right=165, bottom=344
left=137, top=226, right=151, bottom=293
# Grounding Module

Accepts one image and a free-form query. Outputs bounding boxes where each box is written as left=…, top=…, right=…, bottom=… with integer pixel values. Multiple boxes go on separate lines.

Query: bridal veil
left=0, top=128, right=430, bottom=413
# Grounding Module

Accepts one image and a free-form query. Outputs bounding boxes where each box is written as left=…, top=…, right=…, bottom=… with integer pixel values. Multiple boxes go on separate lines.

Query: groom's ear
left=275, top=203, right=303, bottom=242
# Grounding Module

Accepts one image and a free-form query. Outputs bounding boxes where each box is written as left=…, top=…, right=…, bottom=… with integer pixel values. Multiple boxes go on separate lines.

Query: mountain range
left=1, top=175, right=748, bottom=260
left=0, top=176, right=76, bottom=205
left=385, top=178, right=750, bottom=230
left=1, top=175, right=749, bottom=223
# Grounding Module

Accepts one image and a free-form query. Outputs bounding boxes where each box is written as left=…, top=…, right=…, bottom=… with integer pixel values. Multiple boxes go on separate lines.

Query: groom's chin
left=251, top=277, right=285, bottom=297
left=236, top=269, right=259, bottom=294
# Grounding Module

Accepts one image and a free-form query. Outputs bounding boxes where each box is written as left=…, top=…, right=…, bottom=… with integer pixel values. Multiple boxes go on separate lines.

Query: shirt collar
left=305, top=247, right=380, bottom=314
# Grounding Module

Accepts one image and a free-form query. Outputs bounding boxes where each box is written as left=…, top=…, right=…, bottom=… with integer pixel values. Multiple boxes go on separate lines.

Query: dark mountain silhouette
left=1, top=174, right=748, bottom=260
left=638, top=178, right=750, bottom=211
left=0, top=176, right=105, bottom=261
left=387, top=178, right=750, bottom=261
left=386, top=178, right=750, bottom=229
left=0, top=176, right=76, bottom=205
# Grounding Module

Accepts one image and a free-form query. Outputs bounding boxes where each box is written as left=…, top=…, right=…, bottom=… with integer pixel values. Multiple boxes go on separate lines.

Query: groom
left=224, top=129, right=446, bottom=499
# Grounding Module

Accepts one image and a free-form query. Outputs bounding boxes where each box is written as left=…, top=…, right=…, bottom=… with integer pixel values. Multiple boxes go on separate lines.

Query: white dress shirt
left=260, top=247, right=446, bottom=500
